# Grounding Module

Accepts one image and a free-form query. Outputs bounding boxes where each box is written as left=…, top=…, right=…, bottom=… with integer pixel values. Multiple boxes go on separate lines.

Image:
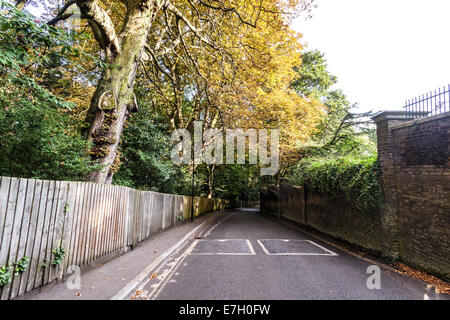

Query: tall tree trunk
left=84, top=1, right=158, bottom=184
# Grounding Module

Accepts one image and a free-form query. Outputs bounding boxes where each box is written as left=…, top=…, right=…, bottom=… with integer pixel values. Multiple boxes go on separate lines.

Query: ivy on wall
left=289, top=156, right=383, bottom=213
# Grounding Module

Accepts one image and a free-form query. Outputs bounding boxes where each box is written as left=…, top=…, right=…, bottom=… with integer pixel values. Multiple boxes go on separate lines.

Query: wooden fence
left=0, top=176, right=229, bottom=300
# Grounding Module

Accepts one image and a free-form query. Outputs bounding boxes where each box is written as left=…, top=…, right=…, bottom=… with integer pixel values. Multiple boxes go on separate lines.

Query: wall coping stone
left=390, top=110, right=450, bottom=131
left=371, top=110, right=411, bottom=123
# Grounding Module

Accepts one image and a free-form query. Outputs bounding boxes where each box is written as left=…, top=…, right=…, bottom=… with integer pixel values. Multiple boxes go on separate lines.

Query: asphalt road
left=130, top=208, right=448, bottom=300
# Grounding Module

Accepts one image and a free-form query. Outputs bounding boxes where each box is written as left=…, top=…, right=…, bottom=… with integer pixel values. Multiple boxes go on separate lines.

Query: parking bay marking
left=257, top=239, right=338, bottom=256
left=191, top=239, right=256, bottom=256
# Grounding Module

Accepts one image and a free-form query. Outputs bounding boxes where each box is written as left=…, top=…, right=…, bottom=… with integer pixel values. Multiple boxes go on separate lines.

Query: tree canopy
left=0, top=0, right=376, bottom=201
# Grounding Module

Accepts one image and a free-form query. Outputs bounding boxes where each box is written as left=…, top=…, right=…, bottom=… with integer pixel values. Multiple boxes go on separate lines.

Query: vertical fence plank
left=144, top=191, right=151, bottom=239
left=66, top=182, right=80, bottom=269
left=109, top=186, right=120, bottom=253
left=39, top=180, right=58, bottom=286
left=126, top=188, right=133, bottom=247
left=100, top=184, right=112, bottom=257
left=132, top=190, right=140, bottom=247
left=96, top=184, right=108, bottom=259
left=61, top=182, right=77, bottom=274
left=162, top=194, right=173, bottom=230
left=0, top=178, right=17, bottom=297
left=0, top=177, right=12, bottom=252
left=1, top=178, right=27, bottom=300
left=118, top=187, right=127, bottom=251
left=86, top=183, right=96, bottom=263
left=107, top=185, right=117, bottom=255
left=114, top=187, right=125, bottom=252
left=29, top=180, right=50, bottom=290
left=43, top=180, right=62, bottom=285
left=151, top=193, right=163, bottom=234
left=93, top=184, right=106, bottom=261
left=0, top=178, right=19, bottom=268
left=109, top=186, right=119, bottom=252
left=140, top=191, right=146, bottom=241
left=78, top=182, right=92, bottom=266
left=21, top=179, right=42, bottom=294
left=138, top=191, right=145, bottom=242
left=89, top=183, right=101, bottom=263
left=70, top=182, right=85, bottom=268
left=118, top=187, right=128, bottom=252
left=51, top=181, right=69, bottom=282
left=10, top=179, right=35, bottom=299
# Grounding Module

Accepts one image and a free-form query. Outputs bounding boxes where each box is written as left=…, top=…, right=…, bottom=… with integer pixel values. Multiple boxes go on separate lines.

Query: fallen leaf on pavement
left=150, top=272, right=158, bottom=280
left=396, top=263, right=450, bottom=295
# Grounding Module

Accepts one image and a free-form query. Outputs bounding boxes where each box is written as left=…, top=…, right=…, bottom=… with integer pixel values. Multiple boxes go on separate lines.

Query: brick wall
left=261, top=185, right=384, bottom=256
left=260, top=111, right=449, bottom=281
left=386, top=112, right=450, bottom=280
left=306, top=192, right=384, bottom=255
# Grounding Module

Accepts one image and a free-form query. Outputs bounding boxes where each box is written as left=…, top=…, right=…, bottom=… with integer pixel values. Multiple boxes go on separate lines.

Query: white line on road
left=110, top=219, right=210, bottom=300
left=150, top=240, right=198, bottom=300
left=203, top=212, right=236, bottom=238
left=256, top=239, right=339, bottom=256
left=189, top=239, right=256, bottom=255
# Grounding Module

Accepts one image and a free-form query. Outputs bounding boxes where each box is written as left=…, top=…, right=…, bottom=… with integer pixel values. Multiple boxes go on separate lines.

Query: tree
left=292, top=49, right=337, bottom=98
left=291, top=49, right=376, bottom=159
left=0, top=2, right=96, bottom=180
left=39, top=0, right=316, bottom=184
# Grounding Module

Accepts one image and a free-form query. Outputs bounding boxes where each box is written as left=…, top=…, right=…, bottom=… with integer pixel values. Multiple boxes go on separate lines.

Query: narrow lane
left=134, top=208, right=447, bottom=300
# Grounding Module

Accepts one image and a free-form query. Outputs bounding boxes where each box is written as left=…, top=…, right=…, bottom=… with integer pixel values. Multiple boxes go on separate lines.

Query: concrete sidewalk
left=15, top=212, right=222, bottom=300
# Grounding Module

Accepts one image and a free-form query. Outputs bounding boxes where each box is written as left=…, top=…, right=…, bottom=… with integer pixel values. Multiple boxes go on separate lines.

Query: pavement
left=17, top=208, right=449, bottom=300
left=16, top=211, right=219, bottom=300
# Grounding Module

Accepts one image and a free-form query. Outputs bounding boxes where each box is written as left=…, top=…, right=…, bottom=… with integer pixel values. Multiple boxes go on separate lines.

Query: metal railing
left=403, top=84, right=450, bottom=120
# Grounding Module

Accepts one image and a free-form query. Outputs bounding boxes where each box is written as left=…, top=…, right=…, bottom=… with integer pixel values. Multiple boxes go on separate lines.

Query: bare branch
left=75, top=0, right=121, bottom=55
left=197, top=0, right=263, bottom=28
left=166, top=2, right=217, bottom=49
left=47, top=0, right=77, bottom=25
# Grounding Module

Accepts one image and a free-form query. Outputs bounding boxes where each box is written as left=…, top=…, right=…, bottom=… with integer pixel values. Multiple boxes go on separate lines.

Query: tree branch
left=47, top=0, right=76, bottom=25
left=75, top=0, right=121, bottom=55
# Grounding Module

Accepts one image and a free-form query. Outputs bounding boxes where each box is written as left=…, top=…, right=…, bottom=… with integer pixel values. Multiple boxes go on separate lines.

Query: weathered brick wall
left=261, top=186, right=384, bottom=256
left=279, top=184, right=305, bottom=225
left=260, top=111, right=449, bottom=281
left=388, top=113, right=450, bottom=280
left=306, top=192, right=384, bottom=255
left=260, top=186, right=280, bottom=217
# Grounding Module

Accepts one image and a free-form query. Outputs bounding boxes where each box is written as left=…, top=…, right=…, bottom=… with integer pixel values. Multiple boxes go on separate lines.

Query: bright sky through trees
left=292, top=0, right=450, bottom=113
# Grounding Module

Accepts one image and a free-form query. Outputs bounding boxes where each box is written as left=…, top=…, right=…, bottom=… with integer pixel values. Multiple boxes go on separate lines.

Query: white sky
left=291, top=0, right=450, bottom=113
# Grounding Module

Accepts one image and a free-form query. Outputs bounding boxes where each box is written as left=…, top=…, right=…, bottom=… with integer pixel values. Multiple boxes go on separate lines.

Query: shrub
left=289, top=155, right=383, bottom=213
left=0, top=101, right=96, bottom=181
left=113, top=112, right=188, bottom=194
left=0, top=1, right=97, bottom=181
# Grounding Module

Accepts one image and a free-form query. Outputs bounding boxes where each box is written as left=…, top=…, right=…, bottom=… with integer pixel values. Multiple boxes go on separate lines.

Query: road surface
left=128, top=208, right=447, bottom=300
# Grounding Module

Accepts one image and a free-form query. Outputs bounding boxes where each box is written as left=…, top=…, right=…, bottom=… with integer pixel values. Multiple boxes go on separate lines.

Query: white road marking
left=257, top=239, right=339, bottom=256
left=150, top=240, right=198, bottom=300
left=203, top=213, right=236, bottom=238
left=246, top=239, right=256, bottom=255
left=110, top=219, right=211, bottom=300
left=190, top=239, right=256, bottom=255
